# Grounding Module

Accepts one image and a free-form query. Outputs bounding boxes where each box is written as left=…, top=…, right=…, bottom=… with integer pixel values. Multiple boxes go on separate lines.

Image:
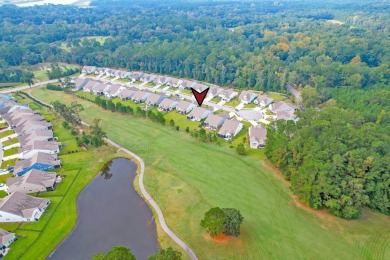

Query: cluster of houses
left=74, top=78, right=250, bottom=140
left=0, top=95, right=61, bottom=226
left=79, top=67, right=299, bottom=147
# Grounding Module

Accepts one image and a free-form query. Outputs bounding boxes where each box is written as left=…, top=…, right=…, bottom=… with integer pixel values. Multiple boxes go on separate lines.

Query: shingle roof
left=0, top=192, right=49, bottom=218
left=187, top=107, right=212, bottom=119
left=159, top=98, right=177, bottom=109
left=218, top=119, right=242, bottom=136
left=176, top=100, right=193, bottom=111
left=7, top=169, right=57, bottom=193
left=204, top=114, right=225, bottom=128
left=249, top=125, right=267, bottom=146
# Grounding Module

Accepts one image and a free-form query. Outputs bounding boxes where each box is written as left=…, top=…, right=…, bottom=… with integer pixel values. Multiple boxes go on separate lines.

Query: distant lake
left=49, top=158, right=159, bottom=260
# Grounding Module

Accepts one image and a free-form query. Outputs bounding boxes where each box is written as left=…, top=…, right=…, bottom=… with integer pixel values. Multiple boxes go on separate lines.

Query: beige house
left=0, top=192, right=50, bottom=222
left=7, top=169, right=57, bottom=194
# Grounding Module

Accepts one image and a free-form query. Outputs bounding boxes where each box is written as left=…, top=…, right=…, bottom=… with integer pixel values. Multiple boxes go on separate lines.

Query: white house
left=176, top=100, right=196, bottom=114
left=254, top=95, right=274, bottom=107
left=158, top=99, right=178, bottom=111
left=217, top=119, right=244, bottom=140
left=238, top=90, right=258, bottom=104
left=19, top=141, right=61, bottom=159
left=249, top=124, right=267, bottom=149
left=0, top=192, right=50, bottom=222
left=219, top=89, right=238, bottom=102
left=187, top=107, right=212, bottom=121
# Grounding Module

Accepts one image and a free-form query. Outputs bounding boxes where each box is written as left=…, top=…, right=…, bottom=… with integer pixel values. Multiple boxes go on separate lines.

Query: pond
left=49, top=158, right=159, bottom=260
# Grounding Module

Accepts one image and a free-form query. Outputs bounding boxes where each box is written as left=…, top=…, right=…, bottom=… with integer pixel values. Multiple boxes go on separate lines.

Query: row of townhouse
left=74, top=78, right=296, bottom=142
left=0, top=94, right=61, bottom=225
left=81, top=67, right=299, bottom=114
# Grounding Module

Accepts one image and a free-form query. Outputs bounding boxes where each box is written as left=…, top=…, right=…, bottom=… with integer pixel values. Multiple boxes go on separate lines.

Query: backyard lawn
left=0, top=130, right=14, bottom=139
left=145, top=82, right=156, bottom=88
left=3, top=147, right=19, bottom=157
left=244, top=103, right=257, bottom=109
left=2, top=137, right=19, bottom=147
left=267, top=92, right=288, bottom=102
left=209, top=96, right=221, bottom=103
left=30, top=87, right=390, bottom=260
left=225, top=97, right=240, bottom=107
left=0, top=158, right=18, bottom=169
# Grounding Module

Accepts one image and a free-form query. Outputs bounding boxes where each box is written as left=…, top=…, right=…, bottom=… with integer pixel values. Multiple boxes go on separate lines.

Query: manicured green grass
left=3, top=147, right=19, bottom=157
left=244, top=103, right=257, bottom=109
left=0, top=158, right=18, bottom=168
left=4, top=230, right=40, bottom=260
left=0, top=122, right=7, bottom=128
left=145, top=82, right=156, bottom=87
left=0, top=95, right=129, bottom=260
left=75, top=91, right=98, bottom=101
left=133, top=80, right=142, bottom=85
left=225, top=97, right=240, bottom=107
left=164, top=111, right=200, bottom=132
left=31, top=87, right=390, bottom=260
left=181, top=89, right=192, bottom=95
left=0, top=173, right=13, bottom=183
left=117, top=78, right=129, bottom=83
left=0, top=190, right=8, bottom=198
left=210, top=96, right=221, bottom=103
left=33, top=70, right=49, bottom=81
left=0, top=130, right=14, bottom=139
left=2, top=137, right=18, bottom=147
left=267, top=92, right=288, bottom=102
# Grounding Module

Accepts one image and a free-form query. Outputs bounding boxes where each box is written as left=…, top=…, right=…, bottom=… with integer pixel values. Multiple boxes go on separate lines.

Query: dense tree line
left=265, top=105, right=390, bottom=219
left=0, top=1, right=388, bottom=93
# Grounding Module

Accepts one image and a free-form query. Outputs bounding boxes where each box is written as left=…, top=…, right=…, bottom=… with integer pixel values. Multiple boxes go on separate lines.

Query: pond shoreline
left=47, top=157, right=160, bottom=259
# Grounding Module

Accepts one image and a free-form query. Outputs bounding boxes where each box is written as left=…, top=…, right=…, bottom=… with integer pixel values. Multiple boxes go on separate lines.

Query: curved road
left=18, top=89, right=198, bottom=260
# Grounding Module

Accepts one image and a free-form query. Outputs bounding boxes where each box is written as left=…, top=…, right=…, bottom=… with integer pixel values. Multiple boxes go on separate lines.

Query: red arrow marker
left=191, top=87, right=209, bottom=106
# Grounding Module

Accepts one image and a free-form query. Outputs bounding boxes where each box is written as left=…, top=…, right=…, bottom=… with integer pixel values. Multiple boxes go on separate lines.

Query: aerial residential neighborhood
left=73, top=65, right=301, bottom=147
left=0, top=93, right=62, bottom=256
left=0, top=1, right=388, bottom=259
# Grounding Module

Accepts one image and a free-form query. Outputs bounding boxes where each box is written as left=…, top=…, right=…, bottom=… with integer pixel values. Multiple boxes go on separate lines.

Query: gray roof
left=92, top=83, right=109, bottom=92
left=7, top=169, right=57, bottom=194
left=14, top=120, right=52, bottom=134
left=219, top=88, right=238, bottom=98
left=0, top=192, right=49, bottom=218
left=276, top=110, right=296, bottom=120
left=118, top=89, right=136, bottom=99
left=210, top=87, right=222, bottom=96
left=192, top=83, right=208, bottom=93
left=146, top=93, right=165, bottom=105
left=239, top=90, right=257, bottom=101
left=176, top=100, right=194, bottom=112
left=0, top=228, right=14, bottom=245
left=187, top=107, right=212, bottom=119
left=204, top=114, right=225, bottom=128
left=106, top=84, right=122, bottom=95
left=256, top=95, right=274, bottom=105
left=18, top=130, right=53, bottom=146
left=14, top=152, right=60, bottom=174
left=218, top=119, right=243, bottom=136
left=11, top=114, right=44, bottom=127
left=132, top=91, right=150, bottom=101
left=19, top=140, right=61, bottom=153
left=249, top=125, right=267, bottom=146
left=272, top=101, right=296, bottom=112
left=159, top=98, right=178, bottom=109
left=237, top=110, right=263, bottom=121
